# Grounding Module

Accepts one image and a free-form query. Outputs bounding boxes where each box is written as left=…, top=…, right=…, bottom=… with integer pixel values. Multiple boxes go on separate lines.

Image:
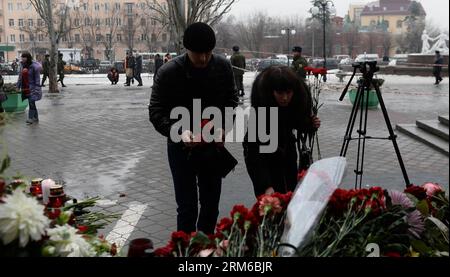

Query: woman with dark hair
left=16, top=51, right=42, bottom=124
left=243, top=65, right=321, bottom=197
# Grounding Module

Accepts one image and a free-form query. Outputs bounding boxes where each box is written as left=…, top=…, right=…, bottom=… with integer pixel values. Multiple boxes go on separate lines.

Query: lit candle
left=41, top=179, right=56, bottom=204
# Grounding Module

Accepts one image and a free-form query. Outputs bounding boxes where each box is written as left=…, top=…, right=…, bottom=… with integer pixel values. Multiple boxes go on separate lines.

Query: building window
left=106, top=18, right=111, bottom=26
left=115, top=2, right=121, bottom=10
left=38, top=19, right=44, bottom=26
left=96, top=34, right=102, bottom=42
left=83, top=3, right=87, bottom=10
left=19, top=19, right=24, bottom=27
left=106, top=34, right=112, bottom=42
left=128, top=18, right=133, bottom=27
left=8, top=2, right=13, bottom=11
left=17, top=2, right=22, bottom=10
left=151, top=33, right=157, bottom=42
left=74, top=19, right=80, bottom=27
left=95, top=3, right=100, bottom=11
left=117, top=34, right=122, bottom=41
left=9, top=19, right=14, bottom=27
left=39, top=34, right=44, bottom=41
left=75, top=34, right=80, bottom=42
left=62, top=36, right=67, bottom=42
left=117, top=18, right=122, bottom=26
left=20, top=34, right=25, bottom=42
left=30, top=34, right=34, bottom=41
left=95, top=18, right=101, bottom=26
left=105, top=3, right=109, bottom=11
left=28, top=19, right=33, bottom=27
left=151, top=19, right=156, bottom=26
left=85, top=18, right=90, bottom=26
left=397, top=20, right=403, bottom=28
left=162, top=33, right=167, bottom=42
left=126, top=3, right=133, bottom=14
left=383, top=20, right=389, bottom=28
left=10, top=34, right=15, bottom=42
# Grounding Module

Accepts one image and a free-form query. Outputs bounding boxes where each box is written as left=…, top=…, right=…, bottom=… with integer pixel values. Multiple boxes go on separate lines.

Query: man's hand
left=181, top=130, right=197, bottom=148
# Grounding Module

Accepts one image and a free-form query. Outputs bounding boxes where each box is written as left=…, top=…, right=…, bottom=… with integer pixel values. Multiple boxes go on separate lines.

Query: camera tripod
left=339, top=61, right=411, bottom=189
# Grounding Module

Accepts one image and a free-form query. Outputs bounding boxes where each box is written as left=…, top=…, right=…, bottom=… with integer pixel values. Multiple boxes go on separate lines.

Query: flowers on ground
left=0, top=189, right=50, bottom=247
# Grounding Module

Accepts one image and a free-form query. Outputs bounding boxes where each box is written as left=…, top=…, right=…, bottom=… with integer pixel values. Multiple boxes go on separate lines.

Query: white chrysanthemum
left=0, top=190, right=50, bottom=247
left=46, top=225, right=96, bottom=257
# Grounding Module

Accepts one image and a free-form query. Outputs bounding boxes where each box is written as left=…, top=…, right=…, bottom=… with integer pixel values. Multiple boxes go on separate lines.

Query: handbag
left=187, top=143, right=238, bottom=178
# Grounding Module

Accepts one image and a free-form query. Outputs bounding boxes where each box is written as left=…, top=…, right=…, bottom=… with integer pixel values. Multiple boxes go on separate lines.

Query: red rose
left=405, top=185, right=427, bottom=200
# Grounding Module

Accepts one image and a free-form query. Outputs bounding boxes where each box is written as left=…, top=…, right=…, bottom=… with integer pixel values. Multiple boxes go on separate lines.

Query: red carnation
left=170, top=231, right=190, bottom=248
left=404, top=185, right=427, bottom=200
left=77, top=225, right=89, bottom=233
left=384, top=252, right=401, bottom=258
left=216, top=217, right=233, bottom=234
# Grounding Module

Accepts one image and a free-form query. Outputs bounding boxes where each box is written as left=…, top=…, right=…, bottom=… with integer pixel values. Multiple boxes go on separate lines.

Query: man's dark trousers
left=167, top=142, right=222, bottom=235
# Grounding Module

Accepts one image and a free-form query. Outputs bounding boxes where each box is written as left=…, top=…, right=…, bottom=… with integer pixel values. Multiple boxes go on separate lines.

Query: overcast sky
left=229, top=0, right=449, bottom=30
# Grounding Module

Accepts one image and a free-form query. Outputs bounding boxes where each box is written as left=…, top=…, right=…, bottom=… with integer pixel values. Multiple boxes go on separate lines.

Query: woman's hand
left=265, top=187, right=275, bottom=195
left=312, top=115, right=321, bottom=129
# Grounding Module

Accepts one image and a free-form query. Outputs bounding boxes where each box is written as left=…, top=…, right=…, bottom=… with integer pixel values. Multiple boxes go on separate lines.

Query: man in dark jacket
left=41, top=54, right=50, bottom=87
left=433, top=50, right=444, bottom=85
left=153, top=54, right=163, bottom=81
left=291, top=46, right=308, bottom=80
left=134, top=54, right=143, bottom=86
left=149, top=22, right=238, bottom=234
left=57, top=53, right=66, bottom=87
left=230, top=46, right=246, bottom=97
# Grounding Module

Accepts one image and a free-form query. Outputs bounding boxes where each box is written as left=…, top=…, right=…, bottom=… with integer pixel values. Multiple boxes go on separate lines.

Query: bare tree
left=381, top=31, right=392, bottom=58
left=99, top=8, right=122, bottom=61
left=235, top=12, right=270, bottom=58
left=145, top=0, right=236, bottom=53
left=343, top=19, right=359, bottom=57
left=30, top=0, right=75, bottom=93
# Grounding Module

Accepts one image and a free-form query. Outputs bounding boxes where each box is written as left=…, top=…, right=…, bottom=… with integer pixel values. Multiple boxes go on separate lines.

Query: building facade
left=0, top=0, right=169, bottom=63
left=360, top=0, right=426, bottom=34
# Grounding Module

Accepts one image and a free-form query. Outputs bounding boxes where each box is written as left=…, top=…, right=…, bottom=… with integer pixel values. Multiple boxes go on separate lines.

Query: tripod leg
left=356, top=86, right=371, bottom=189
left=340, top=84, right=364, bottom=157
left=373, top=82, right=411, bottom=187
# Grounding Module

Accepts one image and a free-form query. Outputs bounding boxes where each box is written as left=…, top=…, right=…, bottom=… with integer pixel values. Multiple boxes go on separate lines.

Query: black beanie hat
left=183, top=22, right=216, bottom=53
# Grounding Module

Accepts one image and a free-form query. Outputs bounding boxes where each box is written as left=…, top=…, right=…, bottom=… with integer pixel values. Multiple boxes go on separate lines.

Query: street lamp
left=281, top=27, right=296, bottom=66
left=311, top=0, right=336, bottom=82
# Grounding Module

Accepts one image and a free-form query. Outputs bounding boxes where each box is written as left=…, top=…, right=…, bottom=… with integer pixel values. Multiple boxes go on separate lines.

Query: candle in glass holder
left=30, top=178, right=43, bottom=198
left=42, top=179, right=56, bottom=204
left=47, top=185, right=66, bottom=208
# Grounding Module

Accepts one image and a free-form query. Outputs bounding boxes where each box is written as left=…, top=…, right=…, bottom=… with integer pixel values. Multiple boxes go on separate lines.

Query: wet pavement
left=0, top=72, right=448, bottom=251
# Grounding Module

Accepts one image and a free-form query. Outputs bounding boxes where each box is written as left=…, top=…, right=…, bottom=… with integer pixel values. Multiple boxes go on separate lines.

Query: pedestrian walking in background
left=243, top=65, right=320, bottom=197
left=149, top=22, right=238, bottom=235
left=433, top=50, right=444, bottom=85
left=16, top=51, right=42, bottom=125
left=11, top=59, right=18, bottom=74
left=230, top=45, right=246, bottom=97
left=41, top=54, right=50, bottom=87
left=154, top=54, right=164, bottom=81
left=125, top=51, right=136, bottom=86
left=57, top=53, right=66, bottom=87
left=134, top=54, right=143, bottom=86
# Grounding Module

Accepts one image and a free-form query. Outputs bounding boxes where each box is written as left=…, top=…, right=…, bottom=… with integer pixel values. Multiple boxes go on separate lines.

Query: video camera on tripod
left=338, top=61, right=411, bottom=189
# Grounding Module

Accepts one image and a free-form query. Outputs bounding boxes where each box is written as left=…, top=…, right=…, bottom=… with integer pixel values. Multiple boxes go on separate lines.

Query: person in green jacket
left=57, top=53, right=66, bottom=87
left=230, top=46, right=246, bottom=97
left=291, top=46, right=308, bottom=80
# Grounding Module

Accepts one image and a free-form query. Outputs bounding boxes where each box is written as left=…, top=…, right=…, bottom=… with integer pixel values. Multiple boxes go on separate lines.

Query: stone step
left=416, top=120, right=449, bottom=141
left=439, top=115, right=449, bottom=126
left=397, top=124, right=449, bottom=156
